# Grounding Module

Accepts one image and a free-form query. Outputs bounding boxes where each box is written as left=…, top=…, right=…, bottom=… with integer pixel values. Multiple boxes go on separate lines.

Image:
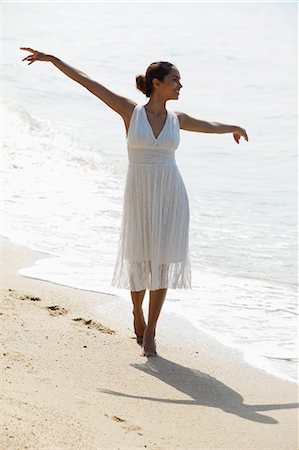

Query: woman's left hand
left=233, top=127, right=248, bottom=144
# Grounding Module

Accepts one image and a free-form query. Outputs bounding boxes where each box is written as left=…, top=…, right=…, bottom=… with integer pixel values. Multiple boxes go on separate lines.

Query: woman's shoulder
left=172, top=110, right=184, bottom=127
left=173, top=110, right=184, bottom=119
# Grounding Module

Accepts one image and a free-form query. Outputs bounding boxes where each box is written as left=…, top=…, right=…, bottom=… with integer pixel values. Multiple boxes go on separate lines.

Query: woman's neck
left=144, top=95, right=167, bottom=115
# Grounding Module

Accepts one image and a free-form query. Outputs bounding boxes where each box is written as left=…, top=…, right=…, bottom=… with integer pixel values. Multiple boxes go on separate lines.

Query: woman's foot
left=141, top=326, right=157, bottom=357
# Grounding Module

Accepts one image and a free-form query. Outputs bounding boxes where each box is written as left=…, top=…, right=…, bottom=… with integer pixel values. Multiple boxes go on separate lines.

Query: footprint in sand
left=72, top=317, right=115, bottom=334
left=6, top=290, right=69, bottom=316
left=104, top=413, right=143, bottom=434
left=3, top=351, right=38, bottom=373
left=46, top=305, right=69, bottom=316
left=6, top=289, right=41, bottom=302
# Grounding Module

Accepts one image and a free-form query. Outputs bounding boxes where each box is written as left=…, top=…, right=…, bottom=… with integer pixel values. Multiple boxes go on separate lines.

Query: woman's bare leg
left=130, top=290, right=147, bottom=340
left=142, top=288, right=167, bottom=356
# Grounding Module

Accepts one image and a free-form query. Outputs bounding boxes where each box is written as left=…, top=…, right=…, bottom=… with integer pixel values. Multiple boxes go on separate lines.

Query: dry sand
left=1, top=237, right=298, bottom=450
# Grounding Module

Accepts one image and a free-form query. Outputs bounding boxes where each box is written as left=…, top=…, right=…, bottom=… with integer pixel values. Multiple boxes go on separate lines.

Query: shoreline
left=3, top=234, right=297, bottom=385
left=1, top=236, right=298, bottom=449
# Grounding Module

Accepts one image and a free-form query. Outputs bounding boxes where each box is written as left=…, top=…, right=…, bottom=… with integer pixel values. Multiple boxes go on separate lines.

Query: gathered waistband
left=128, top=148, right=176, bottom=165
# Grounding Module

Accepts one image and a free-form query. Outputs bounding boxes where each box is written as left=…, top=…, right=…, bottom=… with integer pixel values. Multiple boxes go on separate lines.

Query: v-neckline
left=142, top=105, right=169, bottom=140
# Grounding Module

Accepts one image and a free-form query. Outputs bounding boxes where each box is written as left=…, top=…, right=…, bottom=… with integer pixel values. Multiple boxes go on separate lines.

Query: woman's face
left=153, top=67, right=183, bottom=100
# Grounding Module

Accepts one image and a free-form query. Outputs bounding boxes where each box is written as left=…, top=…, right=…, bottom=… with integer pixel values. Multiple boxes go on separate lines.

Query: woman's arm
left=175, top=111, right=249, bottom=144
left=20, top=47, right=136, bottom=118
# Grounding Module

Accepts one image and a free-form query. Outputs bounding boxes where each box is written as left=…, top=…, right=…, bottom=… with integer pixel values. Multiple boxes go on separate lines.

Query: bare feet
left=133, top=309, right=146, bottom=345
left=141, top=326, right=157, bottom=357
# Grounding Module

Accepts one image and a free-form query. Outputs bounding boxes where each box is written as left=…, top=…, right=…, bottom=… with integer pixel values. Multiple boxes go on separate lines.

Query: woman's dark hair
left=136, top=61, right=174, bottom=97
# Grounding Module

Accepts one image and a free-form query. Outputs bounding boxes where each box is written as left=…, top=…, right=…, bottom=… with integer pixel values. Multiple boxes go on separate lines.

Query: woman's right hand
left=20, top=47, right=52, bottom=65
left=20, top=47, right=136, bottom=120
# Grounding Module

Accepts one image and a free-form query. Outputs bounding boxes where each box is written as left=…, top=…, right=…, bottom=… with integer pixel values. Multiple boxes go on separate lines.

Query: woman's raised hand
left=20, top=47, right=52, bottom=65
left=233, top=126, right=249, bottom=144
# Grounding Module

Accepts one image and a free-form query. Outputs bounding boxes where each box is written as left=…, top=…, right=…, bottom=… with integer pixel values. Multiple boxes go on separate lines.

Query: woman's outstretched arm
left=20, top=47, right=136, bottom=118
left=175, top=111, right=249, bottom=144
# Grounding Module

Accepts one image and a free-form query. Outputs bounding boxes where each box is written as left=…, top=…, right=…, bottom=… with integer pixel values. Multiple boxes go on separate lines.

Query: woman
left=20, top=48, right=248, bottom=358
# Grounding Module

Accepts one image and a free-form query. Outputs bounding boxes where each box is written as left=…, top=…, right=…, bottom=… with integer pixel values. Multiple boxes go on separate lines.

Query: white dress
left=111, top=104, right=192, bottom=291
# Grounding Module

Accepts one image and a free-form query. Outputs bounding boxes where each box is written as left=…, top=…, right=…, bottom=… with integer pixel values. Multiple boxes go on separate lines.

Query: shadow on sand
left=98, top=356, right=299, bottom=424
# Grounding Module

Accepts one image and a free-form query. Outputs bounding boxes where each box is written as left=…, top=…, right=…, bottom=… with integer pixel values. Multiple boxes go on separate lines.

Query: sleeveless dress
left=111, top=104, right=192, bottom=291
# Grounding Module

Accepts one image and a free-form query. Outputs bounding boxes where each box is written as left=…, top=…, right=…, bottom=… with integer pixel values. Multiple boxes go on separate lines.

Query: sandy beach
left=1, top=236, right=298, bottom=450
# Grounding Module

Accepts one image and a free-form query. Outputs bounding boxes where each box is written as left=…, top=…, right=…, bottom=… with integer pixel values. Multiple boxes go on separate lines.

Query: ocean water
left=2, top=2, right=298, bottom=382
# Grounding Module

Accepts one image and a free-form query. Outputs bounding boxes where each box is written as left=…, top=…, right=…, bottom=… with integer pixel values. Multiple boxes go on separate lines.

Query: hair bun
left=136, top=74, right=147, bottom=95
